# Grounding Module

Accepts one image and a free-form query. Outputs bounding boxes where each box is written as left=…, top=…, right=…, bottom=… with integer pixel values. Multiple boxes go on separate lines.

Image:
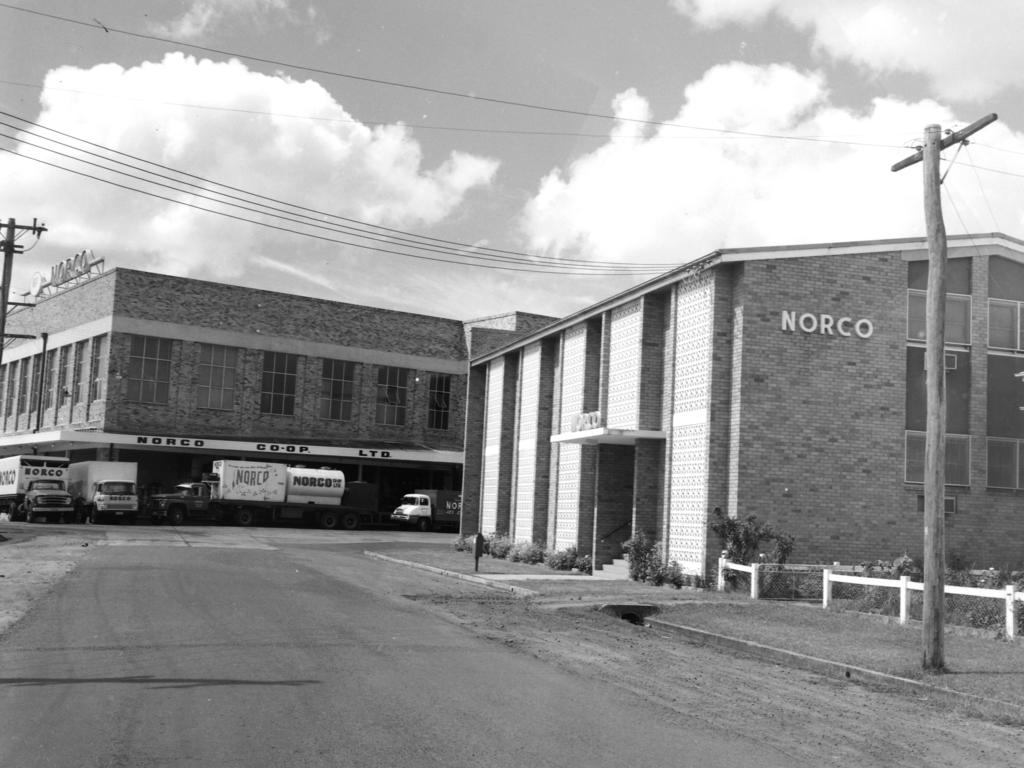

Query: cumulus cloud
left=671, top=0, right=1024, bottom=101
left=519, top=62, right=1024, bottom=265
left=5, top=53, right=498, bottom=291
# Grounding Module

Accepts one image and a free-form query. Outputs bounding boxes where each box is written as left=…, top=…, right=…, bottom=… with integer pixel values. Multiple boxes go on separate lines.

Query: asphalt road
left=0, top=525, right=807, bottom=768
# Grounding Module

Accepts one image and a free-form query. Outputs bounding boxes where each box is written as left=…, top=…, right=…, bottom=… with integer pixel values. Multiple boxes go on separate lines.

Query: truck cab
left=148, top=482, right=213, bottom=525
left=23, top=479, right=75, bottom=524
left=391, top=493, right=433, bottom=531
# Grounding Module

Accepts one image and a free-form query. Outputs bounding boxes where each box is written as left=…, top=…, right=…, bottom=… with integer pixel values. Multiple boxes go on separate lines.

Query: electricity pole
left=892, top=114, right=997, bottom=672
left=0, top=217, right=47, bottom=370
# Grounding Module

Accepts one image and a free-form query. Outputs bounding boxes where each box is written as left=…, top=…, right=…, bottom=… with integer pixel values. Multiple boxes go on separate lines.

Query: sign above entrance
left=570, top=411, right=603, bottom=431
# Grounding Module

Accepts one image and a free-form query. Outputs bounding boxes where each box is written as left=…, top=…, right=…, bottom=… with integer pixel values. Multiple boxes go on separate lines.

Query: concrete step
left=593, top=558, right=630, bottom=580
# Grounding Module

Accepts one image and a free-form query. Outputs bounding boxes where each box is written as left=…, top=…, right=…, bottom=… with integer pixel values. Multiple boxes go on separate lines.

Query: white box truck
left=0, top=454, right=75, bottom=523
left=68, top=461, right=139, bottom=524
left=391, top=489, right=462, bottom=532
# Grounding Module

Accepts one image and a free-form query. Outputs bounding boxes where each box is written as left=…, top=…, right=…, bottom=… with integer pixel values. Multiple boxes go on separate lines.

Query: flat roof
left=471, top=232, right=1024, bottom=365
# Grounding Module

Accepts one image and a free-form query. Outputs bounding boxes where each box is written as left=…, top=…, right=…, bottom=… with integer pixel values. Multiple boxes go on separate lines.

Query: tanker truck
left=147, top=459, right=381, bottom=529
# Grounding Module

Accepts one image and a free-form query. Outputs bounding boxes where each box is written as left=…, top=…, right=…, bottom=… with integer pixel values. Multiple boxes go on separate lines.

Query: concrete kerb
left=363, top=550, right=539, bottom=597
left=646, top=617, right=1024, bottom=719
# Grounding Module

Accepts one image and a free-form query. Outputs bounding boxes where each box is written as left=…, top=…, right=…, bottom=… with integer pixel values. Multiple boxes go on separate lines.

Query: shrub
left=545, top=546, right=579, bottom=571
left=508, top=540, right=546, bottom=564
left=623, top=530, right=661, bottom=582
left=453, top=535, right=475, bottom=552
left=710, top=507, right=794, bottom=565
left=574, top=554, right=593, bottom=574
left=487, top=533, right=513, bottom=559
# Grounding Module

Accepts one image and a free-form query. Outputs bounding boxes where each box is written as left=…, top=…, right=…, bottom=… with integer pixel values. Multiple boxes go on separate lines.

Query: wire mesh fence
left=756, top=566, right=824, bottom=601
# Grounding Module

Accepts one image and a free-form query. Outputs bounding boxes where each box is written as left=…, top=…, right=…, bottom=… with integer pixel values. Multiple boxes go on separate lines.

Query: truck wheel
left=416, top=517, right=431, bottom=532
left=169, top=507, right=185, bottom=526
left=319, top=511, right=339, bottom=530
left=341, top=511, right=359, bottom=530
left=236, top=508, right=255, bottom=527
left=25, top=506, right=36, bottom=524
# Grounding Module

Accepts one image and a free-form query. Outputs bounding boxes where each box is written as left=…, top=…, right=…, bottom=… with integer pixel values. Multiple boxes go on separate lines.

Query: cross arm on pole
left=891, top=113, right=998, bottom=172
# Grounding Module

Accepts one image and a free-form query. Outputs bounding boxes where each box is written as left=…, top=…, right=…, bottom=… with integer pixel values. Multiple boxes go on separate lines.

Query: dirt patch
left=0, top=532, right=90, bottom=637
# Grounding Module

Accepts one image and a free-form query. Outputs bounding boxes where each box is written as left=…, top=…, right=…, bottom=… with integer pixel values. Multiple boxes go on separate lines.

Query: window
left=987, top=438, right=1019, bottom=488
left=906, top=347, right=969, bottom=434
left=58, top=345, right=70, bottom=406
left=319, top=359, right=355, bottom=421
left=16, top=359, right=29, bottom=414
left=74, top=340, right=89, bottom=404
left=375, top=366, right=408, bottom=426
left=989, top=299, right=1020, bottom=350
left=45, top=349, right=59, bottom=410
left=28, top=353, right=42, bottom=414
left=3, top=363, right=14, bottom=420
left=427, top=373, right=451, bottom=430
left=261, top=351, right=297, bottom=415
left=88, top=335, right=108, bottom=402
left=126, top=335, right=172, bottom=404
left=0, top=364, right=7, bottom=421
left=905, top=431, right=970, bottom=486
left=198, top=344, right=237, bottom=410
left=906, top=290, right=971, bottom=344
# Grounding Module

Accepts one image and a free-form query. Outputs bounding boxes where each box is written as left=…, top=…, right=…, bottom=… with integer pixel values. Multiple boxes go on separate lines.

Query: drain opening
left=599, top=603, right=660, bottom=625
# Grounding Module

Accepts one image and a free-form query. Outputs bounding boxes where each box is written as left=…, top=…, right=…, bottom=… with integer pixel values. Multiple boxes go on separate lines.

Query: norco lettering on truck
left=292, top=475, right=344, bottom=488
left=0, top=467, right=65, bottom=483
left=233, top=469, right=273, bottom=486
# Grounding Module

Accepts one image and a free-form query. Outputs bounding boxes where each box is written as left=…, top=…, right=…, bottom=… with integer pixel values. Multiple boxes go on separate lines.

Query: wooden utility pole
left=0, top=217, right=48, bottom=370
left=892, top=114, right=997, bottom=672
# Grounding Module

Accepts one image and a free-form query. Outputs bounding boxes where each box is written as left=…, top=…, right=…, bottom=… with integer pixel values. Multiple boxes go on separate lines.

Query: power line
left=0, top=3, right=911, bottom=150
left=0, top=146, right=668, bottom=277
left=0, top=78, right=905, bottom=150
left=0, top=111, right=672, bottom=273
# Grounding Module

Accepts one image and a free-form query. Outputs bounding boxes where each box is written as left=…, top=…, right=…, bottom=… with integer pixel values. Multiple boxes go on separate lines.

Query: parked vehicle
left=147, top=459, right=382, bottom=529
left=391, top=489, right=462, bottom=531
left=0, top=454, right=75, bottom=523
left=67, top=461, right=139, bottom=524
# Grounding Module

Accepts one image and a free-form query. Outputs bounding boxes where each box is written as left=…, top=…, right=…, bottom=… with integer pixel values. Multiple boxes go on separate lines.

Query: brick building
left=462, top=234, right=1024, bottom=578
left=0, top=264, right=549, bottom=518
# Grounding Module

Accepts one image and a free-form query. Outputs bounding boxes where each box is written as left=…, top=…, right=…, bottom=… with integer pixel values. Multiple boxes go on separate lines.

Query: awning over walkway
left=550, top=428, right=666, bottom=446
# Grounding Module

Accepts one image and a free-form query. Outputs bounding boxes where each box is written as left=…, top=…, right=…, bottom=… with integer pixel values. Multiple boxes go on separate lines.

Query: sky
left=3, top=1, right=1024, bottom=322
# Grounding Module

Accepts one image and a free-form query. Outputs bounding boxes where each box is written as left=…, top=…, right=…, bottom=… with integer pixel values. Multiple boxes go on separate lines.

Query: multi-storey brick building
left=0, top=264, right=549, bottom=518
left=463, top=233, right=1024, bottom=578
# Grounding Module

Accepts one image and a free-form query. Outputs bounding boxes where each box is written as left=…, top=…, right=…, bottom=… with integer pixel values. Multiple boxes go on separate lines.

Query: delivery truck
left=68, top=461, right=139, bottom=524
left=0, top=454, right=75, bottom=523
left=390, top=489, right=462, bottom=531
left=147, top=459, right=382, bottom=529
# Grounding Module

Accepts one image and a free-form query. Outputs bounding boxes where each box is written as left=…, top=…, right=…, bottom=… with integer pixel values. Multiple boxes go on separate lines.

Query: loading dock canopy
left=0, top=429, right=463, bottom=464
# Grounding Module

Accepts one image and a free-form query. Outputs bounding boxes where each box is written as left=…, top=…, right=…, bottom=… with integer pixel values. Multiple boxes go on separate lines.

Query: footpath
left=365, top=547, right=1024, bottom=723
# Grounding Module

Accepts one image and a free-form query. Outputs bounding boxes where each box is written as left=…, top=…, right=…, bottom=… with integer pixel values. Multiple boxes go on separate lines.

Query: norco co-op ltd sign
left=780, top=310, right=874, bottom=339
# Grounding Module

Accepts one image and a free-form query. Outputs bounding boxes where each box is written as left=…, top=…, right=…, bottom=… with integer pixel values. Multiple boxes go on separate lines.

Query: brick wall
left=2, top=268, right=469, bottom=456
left=730, top=251, right=908, bottom=564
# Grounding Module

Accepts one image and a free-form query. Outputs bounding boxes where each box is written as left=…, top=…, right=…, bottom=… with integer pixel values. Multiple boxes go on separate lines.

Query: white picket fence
left=717, top=558, right=1024, bottom=639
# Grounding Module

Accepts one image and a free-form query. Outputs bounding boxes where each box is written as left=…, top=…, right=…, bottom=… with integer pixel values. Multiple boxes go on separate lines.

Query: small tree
left=710, top=507, right=794, bottom=565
